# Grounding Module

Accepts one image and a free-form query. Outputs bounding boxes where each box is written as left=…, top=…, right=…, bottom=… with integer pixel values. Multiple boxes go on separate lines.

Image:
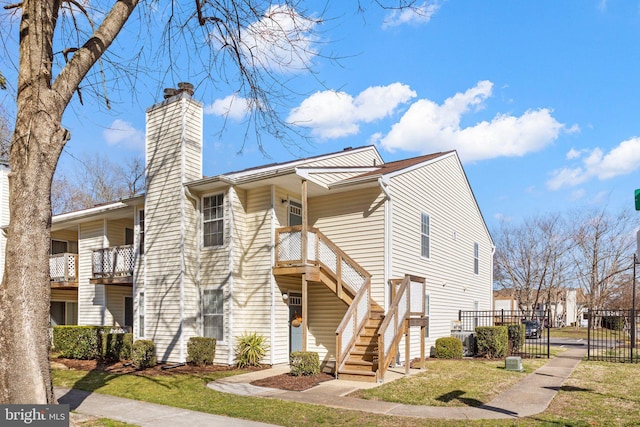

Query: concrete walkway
left=54, top=346, right=586, bottom=425
left=208, top=346, right=587, bottom=420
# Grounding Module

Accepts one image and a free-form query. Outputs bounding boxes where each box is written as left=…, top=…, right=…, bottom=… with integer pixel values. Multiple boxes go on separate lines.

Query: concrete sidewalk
left=54, top=346, right=586, bottom=425
left=54, top=387, right=280, bottom=427
left=208, top=346, right=587, bottom=420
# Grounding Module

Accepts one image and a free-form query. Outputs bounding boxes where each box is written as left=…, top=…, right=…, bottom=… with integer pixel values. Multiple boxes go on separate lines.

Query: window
left=138, top=292, right=145, bottom=337
left=203, top=194, right=224, bottom=247
left=473, top=242, right=479, bottom=275
left=203, top=289, right=224, bottom=340
left=49, top=301, right=77, bottom=326
left=420, top=212, right=430, bottom=259
left=50, top=240, right=68, bottom=255
left=138, top=210, right=145, bottom=255
left=125, top=228, right=134, bottom=246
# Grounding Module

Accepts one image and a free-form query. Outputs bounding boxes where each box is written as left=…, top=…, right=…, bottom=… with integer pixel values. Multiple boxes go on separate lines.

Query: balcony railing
left=49, top=253, right=78, bottom=283
left=92, top=245, right=135, bottom=279
left=275, top=226, right=369, bottom=295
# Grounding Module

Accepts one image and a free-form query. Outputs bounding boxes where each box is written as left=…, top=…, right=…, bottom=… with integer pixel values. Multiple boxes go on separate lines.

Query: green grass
left=549, top=327, right=588, bottom=339
left=76, top=418, right=137, bottom=427
left=351, top=358, right=549, bottom=406
left=53, top=354, right=640, bottom=427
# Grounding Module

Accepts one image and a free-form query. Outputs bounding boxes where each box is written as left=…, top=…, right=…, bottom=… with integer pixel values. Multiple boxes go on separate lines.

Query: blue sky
left=2, top=1, right=640, bottom=231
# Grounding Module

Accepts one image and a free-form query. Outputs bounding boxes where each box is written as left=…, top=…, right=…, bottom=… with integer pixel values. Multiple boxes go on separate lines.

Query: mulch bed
left=52, top=357, right=334, bottom=391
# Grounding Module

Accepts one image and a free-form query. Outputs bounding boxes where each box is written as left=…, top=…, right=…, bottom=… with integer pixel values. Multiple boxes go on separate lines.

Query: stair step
left=345, top=358, right=374, bottom=367
left=337, top=371, right=378, bottom=383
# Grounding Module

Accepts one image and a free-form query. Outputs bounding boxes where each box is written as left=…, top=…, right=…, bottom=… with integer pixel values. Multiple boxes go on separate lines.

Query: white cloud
left=383, top=2, right=440, bottom=29
left=211, top=4, right=319, bottom=73
left=378, top=80, right=567, bottom=162
left=566, top=148, right=582, bottom=160
left=103, top=119, right=144, bottom=150
left=205, top=94, right=251, bottom=120
left=287, top=83, right=416, bottom=139
left=546, top=137, right=640, bottom=190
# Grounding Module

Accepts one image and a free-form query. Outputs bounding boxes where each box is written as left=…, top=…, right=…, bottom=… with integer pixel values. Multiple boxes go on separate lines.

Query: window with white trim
left=203, top=194, right=225, bottom=247
left=420, top=212, right=430, bottom=259
left=138, top=292, right=145, bottom=337
left=203, top=289, right=224, bottom=340
left=474, top=242, right=479, bottom=275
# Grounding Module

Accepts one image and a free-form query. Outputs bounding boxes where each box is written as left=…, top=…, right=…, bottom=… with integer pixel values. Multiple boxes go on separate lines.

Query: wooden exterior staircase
left=274, top=225, right=417, bottom=382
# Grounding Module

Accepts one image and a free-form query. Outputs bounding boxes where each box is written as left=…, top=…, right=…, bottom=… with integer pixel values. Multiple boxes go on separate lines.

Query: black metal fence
left=457, top=309, right=550, bottom=358
left=587, top=309, right=640, bottom=363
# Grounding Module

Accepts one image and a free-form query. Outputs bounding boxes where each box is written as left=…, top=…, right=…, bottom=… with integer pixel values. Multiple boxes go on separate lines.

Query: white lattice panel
left=341, top=259, right=365, bottom=292
left=342, top=316, right=355, bottom=354
left=92, top=251, right=104, bottom=275
left=67, top=255, right=76, bottom=279
left=318, top=240, right=337, bottom=272
left=384, top=313, right=395, bottom=355
left=357, top=287, right=369, bottom=327
left=49, top=255, right=64, bottom=279
left=278, top=231, right=301, bottom=262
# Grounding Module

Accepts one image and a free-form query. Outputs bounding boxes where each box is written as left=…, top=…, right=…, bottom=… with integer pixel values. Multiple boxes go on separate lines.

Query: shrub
left=234, top=332, right=268, bottom=368
left=507, top=324, right=526, bottom=353
left=475, top=326, right=508, bottom=359
left=601, top=315, right=624, bottom=331
left=187, top=337, right=216, bottom=366
left=131, top=340, right=156, bottom=369
left=102, top=333, right=133, bottom=361
left=434, top=337, right=463, bottom=359
left=52, top=326, right=110, bottom=359
left=289, top=351, right=320, bottom=376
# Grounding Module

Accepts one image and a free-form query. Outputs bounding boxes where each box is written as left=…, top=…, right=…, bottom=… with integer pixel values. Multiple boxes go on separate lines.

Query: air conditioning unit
left=452, top=332, right=476, bottom=357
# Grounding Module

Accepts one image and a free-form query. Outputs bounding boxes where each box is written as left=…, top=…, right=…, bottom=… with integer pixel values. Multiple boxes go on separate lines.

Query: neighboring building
left=493, top=287, right=586, bottom=327
left=7, top=87, right=495, bottom=381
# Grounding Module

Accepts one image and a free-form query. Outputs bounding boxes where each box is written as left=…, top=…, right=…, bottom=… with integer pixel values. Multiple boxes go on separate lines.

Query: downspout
left=270, top=185, right=276, bottom=366
left=490, top=244, right=496, bottom=311
left=227, top=186, right=235, bottom=366
left=378, top=177, right=392, bottom=310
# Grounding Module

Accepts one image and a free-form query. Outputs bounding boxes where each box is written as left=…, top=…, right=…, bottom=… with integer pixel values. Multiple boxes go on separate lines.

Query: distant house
left=493, top=287, right=586, bottom=327
left=4, top=87, right=494, bottom=381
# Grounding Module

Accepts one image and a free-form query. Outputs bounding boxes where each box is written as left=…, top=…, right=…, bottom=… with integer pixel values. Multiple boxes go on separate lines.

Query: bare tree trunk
left=0, top=0, right=138, bottom=404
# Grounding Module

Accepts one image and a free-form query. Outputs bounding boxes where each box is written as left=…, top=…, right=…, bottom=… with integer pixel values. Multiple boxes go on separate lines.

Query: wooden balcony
left=90, top=245, right=135, bottom=285
left=273, top=226, right=370, bottom=304
left=49, top=253, right=79, bottom=288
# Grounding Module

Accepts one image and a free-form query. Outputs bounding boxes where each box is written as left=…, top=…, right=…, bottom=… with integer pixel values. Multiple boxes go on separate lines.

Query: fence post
left=587, top=309, right=591, bottom=361
left=547, top=308, right=551, bottom=358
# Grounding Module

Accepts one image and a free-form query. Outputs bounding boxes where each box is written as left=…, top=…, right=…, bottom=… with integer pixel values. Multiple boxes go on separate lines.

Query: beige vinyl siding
left=145, top=94, right=203, bottom=362
left=78, top=220, right=106, bottom=325
left=51, top=229, right=78, bottom=247
left=306, top=171, right=371, bottom=188
left=51, top=289, right=78, bottom=302
left=273, top=275, right=299, bottom=364
left=105, top=286, right=133, bottom=328
left=106, top=218, right=134, bottom=247
left=232, top=187, right=274, bottom=364
left=307, top=281, right=348, bottom=367
left=390, top=154, right=493, bottom=359
left=308, top=187, right=386, bottom=305
left=305, top=146, right=382, bottom=168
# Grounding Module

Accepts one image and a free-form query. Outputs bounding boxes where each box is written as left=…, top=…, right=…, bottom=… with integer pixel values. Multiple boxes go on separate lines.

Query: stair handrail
left=335, top=276, right=372, bottom=375
left=377, top=275, right=411, bottom=382
left=275, top=226, right=370, bottom=296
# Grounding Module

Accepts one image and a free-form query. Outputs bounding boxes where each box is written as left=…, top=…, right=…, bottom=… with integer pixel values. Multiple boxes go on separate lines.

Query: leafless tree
left=494, top=213, right=571, bottom=315
left=569, top=207, right=636, bottom=312
left=0, top=105, right=9, bottom=163
left=52, top=155, right=145, bottom=214
left=0, top=0, right=418, bottom=406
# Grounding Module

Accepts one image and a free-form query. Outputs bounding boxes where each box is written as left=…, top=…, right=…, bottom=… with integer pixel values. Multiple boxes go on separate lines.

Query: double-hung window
left=203, top=289, right=224, bottom=340
left=203, top=194, right=224, bottom=247
left=473, top=242, right=479, bottom=275
left=420, top=212, right=430, bottom=259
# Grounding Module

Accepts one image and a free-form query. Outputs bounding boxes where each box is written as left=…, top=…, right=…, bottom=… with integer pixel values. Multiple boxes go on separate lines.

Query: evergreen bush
left=102, top=333, right=133, bottom=361
left=434, top=336, right=464, bottom=359
left=187, top=337, right=216, bottom=366
left=52, top=326, right=110, bottom=359
left=289, top=351, right=320, bottom=376
left=475, top=326, right=508, bottom=358
left=132, top=340, right=156, bottom=369
left=507, top=324, right=526, bottom=353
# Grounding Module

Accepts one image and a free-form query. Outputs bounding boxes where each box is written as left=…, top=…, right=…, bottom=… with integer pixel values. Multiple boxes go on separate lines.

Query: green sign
left=636, top=189, right=640, bottom=211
